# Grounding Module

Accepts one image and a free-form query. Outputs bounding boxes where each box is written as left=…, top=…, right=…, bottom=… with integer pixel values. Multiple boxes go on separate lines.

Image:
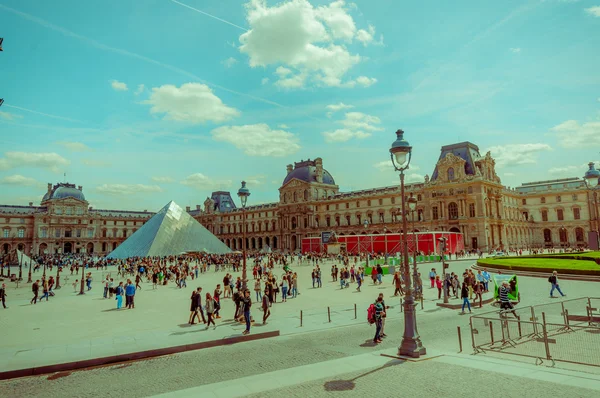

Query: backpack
left=367, top=303, right=376, bottom=325
left=548, top=276, right=552, bottom=283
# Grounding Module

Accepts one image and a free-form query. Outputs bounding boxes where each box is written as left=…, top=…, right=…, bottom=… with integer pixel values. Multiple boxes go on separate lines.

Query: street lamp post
left=363, top=219, right=369, bottom=268
left=78, top=261, right=85, bottom=295
left=583, top=162, right=600, bottom=250
left=237, top=181, right=251, bottom=291
left=27, top=255, right=32, bottom=283
left=390, top=129, right=426, bottom=358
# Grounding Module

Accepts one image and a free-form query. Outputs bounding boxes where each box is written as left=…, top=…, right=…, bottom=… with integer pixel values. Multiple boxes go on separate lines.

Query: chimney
left=78, top=185, right=82, bottom=191
left=286, top=164, right=293, bottom=174
left=89, top=206, right=93, bottom=210
left=196, top=205, right=201, bottom=210
left=29, top=202, right=33, bottom=207
left=315, top=157, right=323, bottom=183
left=186, top=206, right=191, bottom=212
left=47, top=183, right=52, bottom=194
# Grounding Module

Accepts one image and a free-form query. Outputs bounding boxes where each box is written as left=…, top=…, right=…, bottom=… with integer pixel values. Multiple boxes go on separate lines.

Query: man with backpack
left=369, top=296, right=386, bottom=344
left=549, top=271, right=566, bottom=298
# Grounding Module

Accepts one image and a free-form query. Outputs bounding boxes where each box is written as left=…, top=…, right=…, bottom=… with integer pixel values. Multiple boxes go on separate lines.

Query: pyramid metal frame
left=107, top=201, right=231, bottom=259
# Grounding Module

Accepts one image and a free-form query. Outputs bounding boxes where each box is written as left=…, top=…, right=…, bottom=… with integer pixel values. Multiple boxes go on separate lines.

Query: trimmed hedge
left=476, top=259, right=600, bottom=276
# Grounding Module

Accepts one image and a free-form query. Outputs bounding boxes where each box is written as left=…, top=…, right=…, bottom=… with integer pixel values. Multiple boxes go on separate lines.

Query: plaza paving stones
left=1, top=256, right=599, bottom=396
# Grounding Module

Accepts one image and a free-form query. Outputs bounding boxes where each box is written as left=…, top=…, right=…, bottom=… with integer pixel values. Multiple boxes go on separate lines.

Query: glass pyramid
left=107, top=201, right=231, bottom=259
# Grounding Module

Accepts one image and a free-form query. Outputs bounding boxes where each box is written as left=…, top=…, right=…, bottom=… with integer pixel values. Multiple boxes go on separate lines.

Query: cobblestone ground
left=244, top=360, right=599, bottom=398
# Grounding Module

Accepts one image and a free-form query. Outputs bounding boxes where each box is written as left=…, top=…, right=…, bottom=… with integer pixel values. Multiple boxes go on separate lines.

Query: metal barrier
left=469, top=297, right=600, bottom=367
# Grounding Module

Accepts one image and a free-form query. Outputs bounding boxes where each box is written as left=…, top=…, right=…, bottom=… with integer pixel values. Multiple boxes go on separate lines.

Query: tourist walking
left=262, top=289, right=270, bottom=324
left=549, top=271, right=566, bottom=298
left=125, top=279, right=136, bottom=309
left=373, top=296, right=385, bottom=344
left=499, top=281, right=519, bottom=318
left=115, top=281, right=124, bottom=309
left=30, top=280, right=40, bottom=304
left=241, top=289, right=252, bottom=335
left=460, top=282, right=471, bottom=314
left=205, top=292, right=217, bottom=329
left=0, top=283, right=7, bottom=308
left=254, top=279, right=262, bottom=301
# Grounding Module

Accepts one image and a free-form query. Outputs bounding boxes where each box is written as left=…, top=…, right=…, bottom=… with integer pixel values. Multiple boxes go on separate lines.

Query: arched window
left=304, top=190, right=309, bottom=201
left=293, top=191, right=297, bottom=202
left=448, top=202, right=459, bottom=220
left=559, top=228, right=568, bottom=243
left=575, top=227, right=584, bottom=242
left=291, top=217, right=297, bottom=230
left=543, top=228, right=552, bottom=243
left=447, top=168, right=455, bottom=181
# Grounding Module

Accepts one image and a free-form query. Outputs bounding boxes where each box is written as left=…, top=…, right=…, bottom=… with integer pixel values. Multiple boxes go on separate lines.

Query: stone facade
left=1, top=143, right=597, bottom=256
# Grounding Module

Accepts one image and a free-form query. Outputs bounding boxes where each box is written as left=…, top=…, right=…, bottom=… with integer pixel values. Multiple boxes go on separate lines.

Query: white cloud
left=486, top=143, right=553, bottom=166
left=340, top=111, right=383, bottom=131
left=211, top=124, right=301, bottom=157
left=274, top=68, right=307, bottom=89
left=239, top=0, right=376, bottom=88
left=180, top=173, right=232, bottom=190
left=0, top=152, right=70, bottom=172
left=222, top=57, right=238, bottom=68
left=111, top=80, right=128, bottom=91
left=278, top=124, right=290, bottom=129
left=151, top=176, right=175, bottom=183
left=323, top=128, right=364, bottom=143
left=0, top=111, right=23, bottom=120
left=406, top=173, right=424, bottom=183
left=551, top=120, right=600, bottom=148
left=355, top=76, right=377, bottom=87
left=584, top=6, right=600, bottom=17
left=323, top=110, right=382, bottom=143
left=355, top=24, right=375, bottom=45
left=261, top=77, right=270, bottom=85
left=374, top=161, right=420, bottom=172
left=144, top=83, right=239, bottom=124
left=82, top=159, right=111, bottom=168
left=549, top=161, right=600, bottom=176
left=57, top=141, right=90, bottom=152
left=326, top=102, right=354, bottom=112
left=0, top=174, right=40, bottom=186
left=509, top=47, right=521, bottom=53
left=503, top=172, right=516, bottom=177
left=134, top=84, right=145, bottom=96
left=96, top=184, right=163, bottom=195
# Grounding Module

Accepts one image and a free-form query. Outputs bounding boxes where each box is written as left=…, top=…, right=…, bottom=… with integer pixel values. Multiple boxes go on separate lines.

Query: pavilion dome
left=50, top=186, right=86, bottom=201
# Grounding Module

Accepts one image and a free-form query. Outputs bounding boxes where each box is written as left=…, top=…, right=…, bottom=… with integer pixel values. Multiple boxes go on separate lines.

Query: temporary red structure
left=301, top=231, right=464, bottom=255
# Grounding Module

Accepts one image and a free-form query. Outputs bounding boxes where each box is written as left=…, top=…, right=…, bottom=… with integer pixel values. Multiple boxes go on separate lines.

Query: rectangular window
left=541, top=197, right=546, bottom=204
left=3, top=230, right=9, bottom=238
left=542, top=210, right=548, bottom=222
left=391, top=197, right=395, bottom=204
left=574, top=208, right=580, bottom=220
left=77, top=207, right=83, bottom=215
left=76, top=229, right=82, bottom=238
left=18, top=229, right=25, bottom=238
left=522, top=198, right=526, bottom=205
left=56, top=208, right=63, bottom=215
left=556, top=196, right=562, bottom=203
left=66, top=207, right=72, bottom=215
left=378, top=199, right=383, bottom=205
left=41, top=229, right=47, bottom=238
left=557, top=209, right=564, bottom=221
left=55, top=229, right=60, bottom=238
left=88, top=229, right=93, bottom=238
left=469, top=203, right=476, bottom=218
left=572, top=194, right=577, bottom=201
left=379, top=213, right=384, bottom=223
left=432, top=207, right=439, bottom=220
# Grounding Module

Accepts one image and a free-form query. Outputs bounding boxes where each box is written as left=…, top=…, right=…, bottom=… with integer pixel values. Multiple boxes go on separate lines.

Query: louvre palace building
left=1, top=142, right=597, bottom=256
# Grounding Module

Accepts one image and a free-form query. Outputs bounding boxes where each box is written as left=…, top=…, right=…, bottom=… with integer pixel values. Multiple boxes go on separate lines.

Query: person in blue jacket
left=115, top=282, right=124, bottom=309
left=125, top=279, right=136, bottom=309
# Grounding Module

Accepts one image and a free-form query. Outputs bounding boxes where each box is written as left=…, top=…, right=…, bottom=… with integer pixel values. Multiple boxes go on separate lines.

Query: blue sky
left=1, top=0, right=599, bottom=211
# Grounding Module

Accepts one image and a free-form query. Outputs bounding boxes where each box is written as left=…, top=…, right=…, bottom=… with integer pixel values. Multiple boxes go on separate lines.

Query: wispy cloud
left=96, top=184, right=163, bottom=196
left=3, top=104, right=82, bottom=123
left=82, top=159, right=111, bottom=168
left=57, top=141, right=91, bottom=152
left=222, top=57, right=238, bottom=68
left=111, top=80, right=128, bottom=91
left=509, top=47, right=521, bottom=53
left=151, top=176, right=175, bottom=183
left=0, top=174, right=41, bottom=187
left=0, top=152, right=70, bottom=172
left=0, top=3, right=290, bottom=111
left=584, top=6, right=600, bottom=17
left=170, top=0, right=248, bottom=31
left=0, top=111, right=23, bottom=121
